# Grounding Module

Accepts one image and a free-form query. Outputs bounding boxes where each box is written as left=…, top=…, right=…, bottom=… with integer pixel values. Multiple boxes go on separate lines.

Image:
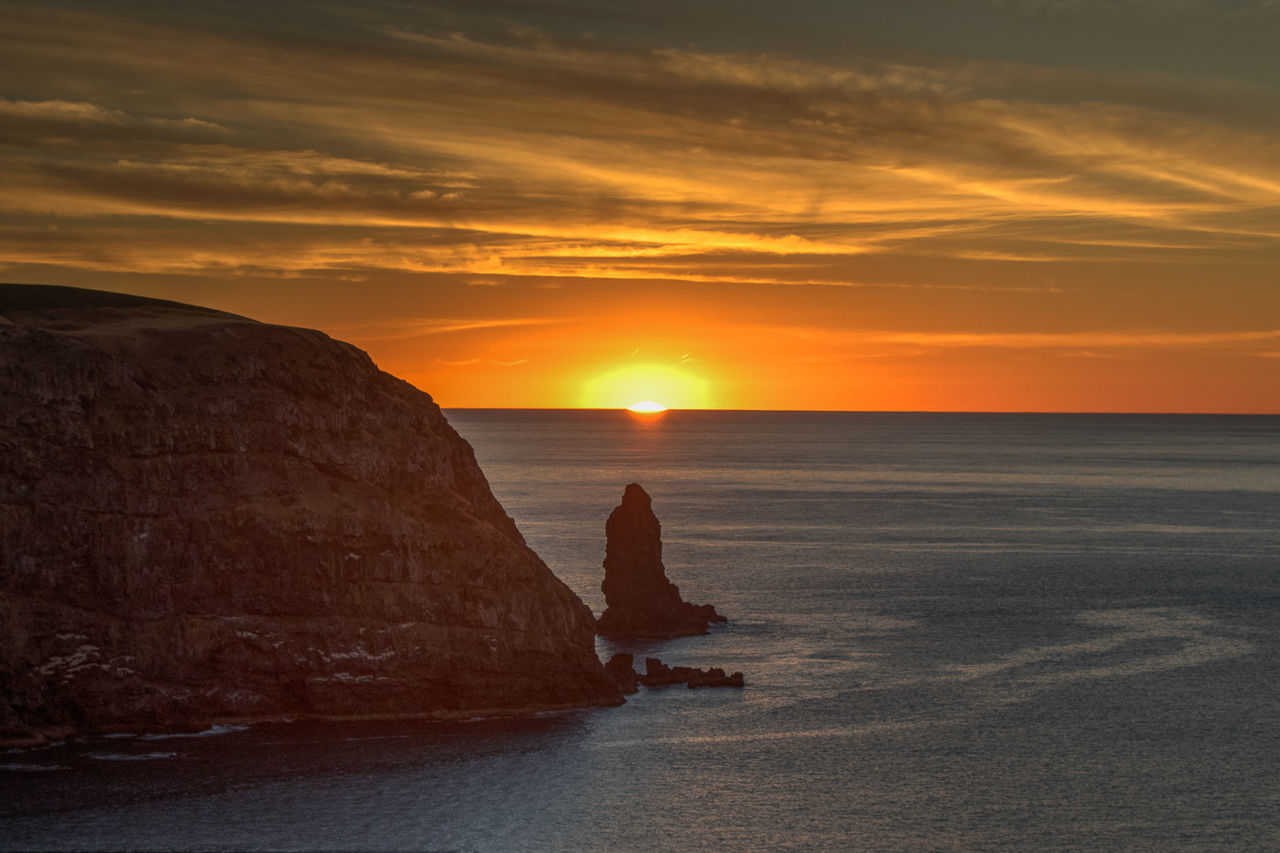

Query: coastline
left=1, top=284, right=622, bottom=744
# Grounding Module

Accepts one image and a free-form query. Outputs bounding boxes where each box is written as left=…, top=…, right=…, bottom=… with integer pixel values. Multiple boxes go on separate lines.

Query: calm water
left=4, top=411, right=1280, bottom=851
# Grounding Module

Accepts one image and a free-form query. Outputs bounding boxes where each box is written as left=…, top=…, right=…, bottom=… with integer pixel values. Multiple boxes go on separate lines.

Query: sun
left=580, top=363, right=711, bottom=410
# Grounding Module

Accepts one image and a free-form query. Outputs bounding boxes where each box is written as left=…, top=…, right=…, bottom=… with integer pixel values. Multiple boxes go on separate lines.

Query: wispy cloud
left=432, top=357, right=529, bottom=367
left=0, top=98, right=227, bottom=133
left=1, top=0, right=1277, bottom=412
left=859, top=329, right=1280, bottom=349
left=749, top=325, right=1280, bottom=357
left=329, top=316, right=571, bottom=342
left=2, top=1, right=1279, bottom=289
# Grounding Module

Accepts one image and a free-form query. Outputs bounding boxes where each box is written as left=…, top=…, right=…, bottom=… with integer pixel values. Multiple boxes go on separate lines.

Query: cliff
left=0, top=284, right=621, bottom=743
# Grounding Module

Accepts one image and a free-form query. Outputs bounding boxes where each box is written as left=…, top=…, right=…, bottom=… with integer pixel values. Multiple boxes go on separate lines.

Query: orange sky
left=2, top=0, right=1279, bottom=411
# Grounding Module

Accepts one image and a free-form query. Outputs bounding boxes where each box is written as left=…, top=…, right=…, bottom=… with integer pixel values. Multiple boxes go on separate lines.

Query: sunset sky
left=3, top=0, right=1278, bottom=411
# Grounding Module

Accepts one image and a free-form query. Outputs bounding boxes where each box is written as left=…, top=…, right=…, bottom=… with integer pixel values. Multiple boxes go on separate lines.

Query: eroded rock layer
left=0, top=284, right=620, bottom=742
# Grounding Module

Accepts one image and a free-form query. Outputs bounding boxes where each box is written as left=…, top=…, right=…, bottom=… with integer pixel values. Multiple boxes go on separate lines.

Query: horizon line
left=441, top=406, right=1280, bottom=417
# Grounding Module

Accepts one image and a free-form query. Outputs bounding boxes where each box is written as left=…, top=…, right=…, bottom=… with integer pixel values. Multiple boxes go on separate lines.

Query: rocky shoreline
left=0, top=284, right=753, bottom=746
left=0, top=284, right=623, bottom=743
left=604, top=653, right=745, bottom=694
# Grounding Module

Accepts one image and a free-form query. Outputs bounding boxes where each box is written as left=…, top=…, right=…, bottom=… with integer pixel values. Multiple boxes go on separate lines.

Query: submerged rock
left=595, top=483, right=726, bottom=638
left=0, top=283, right=622, bottom=743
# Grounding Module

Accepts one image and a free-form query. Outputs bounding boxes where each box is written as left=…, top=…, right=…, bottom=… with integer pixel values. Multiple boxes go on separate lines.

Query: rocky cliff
left=0, top=284, right=621, bottom=743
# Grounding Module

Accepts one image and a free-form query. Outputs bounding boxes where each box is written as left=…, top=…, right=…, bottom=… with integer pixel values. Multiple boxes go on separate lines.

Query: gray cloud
left=1, top=0, right=1278, bottom=289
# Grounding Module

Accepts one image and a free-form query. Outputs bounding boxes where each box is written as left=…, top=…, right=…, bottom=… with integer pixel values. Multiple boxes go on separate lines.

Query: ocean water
left=4, top=411, right=1280, bottom=851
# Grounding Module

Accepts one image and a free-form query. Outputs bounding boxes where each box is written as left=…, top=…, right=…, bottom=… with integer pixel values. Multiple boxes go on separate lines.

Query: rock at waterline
left=0, top=283, right=621, bottom=744
left=595, top=483, right=726, bottom=638
left=603, top=653, right=641, bottom=694
left=604, top=654, right=744, bottom=691
left=639, top=657, right=744, bottom=689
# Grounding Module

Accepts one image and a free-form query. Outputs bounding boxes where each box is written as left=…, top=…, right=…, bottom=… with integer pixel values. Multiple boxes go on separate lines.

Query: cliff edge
left=0, top=284, right=620, bottom=743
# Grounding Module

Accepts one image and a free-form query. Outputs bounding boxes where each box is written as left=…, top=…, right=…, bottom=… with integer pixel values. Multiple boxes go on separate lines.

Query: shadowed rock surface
left=0, top=283, right=621, bottom=743
left=603, top=653, right=640, bottom=694
left=639, top=658, right=744, bottom=689
left=595, top=483, right=725, bottom=638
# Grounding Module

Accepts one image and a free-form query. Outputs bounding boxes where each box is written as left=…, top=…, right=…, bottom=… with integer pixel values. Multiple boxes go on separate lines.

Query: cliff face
left=0, top=284, right=620, bottom=742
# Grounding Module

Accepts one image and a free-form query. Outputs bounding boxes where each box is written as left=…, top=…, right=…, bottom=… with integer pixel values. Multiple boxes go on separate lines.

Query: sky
left=2, top=0, right=1278, bottom=411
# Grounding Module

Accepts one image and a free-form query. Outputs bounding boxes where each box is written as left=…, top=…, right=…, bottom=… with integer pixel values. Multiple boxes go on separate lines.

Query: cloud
left=1, top=0, right=1278, bottom=289
left=327, top=316, right=571, bottom=342
left=754, top=325, right=1280, bottom=354
left=862, top=329, right=1280, bottom=349
left=958, top=0, right=1280, bottom=15
left=432, top=357, right=529, bottom=367
left=0, top=98, right=227, bottom=133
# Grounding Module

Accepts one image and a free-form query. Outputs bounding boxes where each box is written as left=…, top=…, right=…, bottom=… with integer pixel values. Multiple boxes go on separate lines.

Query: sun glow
left=581, top=363, right=711, bottom=410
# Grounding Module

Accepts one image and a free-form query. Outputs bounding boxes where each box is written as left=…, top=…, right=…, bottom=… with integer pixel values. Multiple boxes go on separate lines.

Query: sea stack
left=595, top=483, right=725, bottom=638
left=0, top=284, right=621, bottom=743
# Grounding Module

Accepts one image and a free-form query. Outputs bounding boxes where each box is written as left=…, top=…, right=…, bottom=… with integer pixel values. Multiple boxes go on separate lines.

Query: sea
left=3, top=411, right=1279, bottom=851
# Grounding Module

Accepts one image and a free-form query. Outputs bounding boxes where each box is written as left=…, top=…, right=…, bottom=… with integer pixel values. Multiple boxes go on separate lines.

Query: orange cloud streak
left=2, top=4, right=1278, bottom=412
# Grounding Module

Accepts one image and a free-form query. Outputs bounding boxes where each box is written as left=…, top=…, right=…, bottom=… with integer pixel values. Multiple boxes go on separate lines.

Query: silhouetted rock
left=0, top=283, right=622, bottom=744
left=639, top=658, right=744, bottom=689
left=687, top=668, right=745, bottom=689
left=595, top=483, right=726, bottom=638
left=603, top=653, right=641, bottom=694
